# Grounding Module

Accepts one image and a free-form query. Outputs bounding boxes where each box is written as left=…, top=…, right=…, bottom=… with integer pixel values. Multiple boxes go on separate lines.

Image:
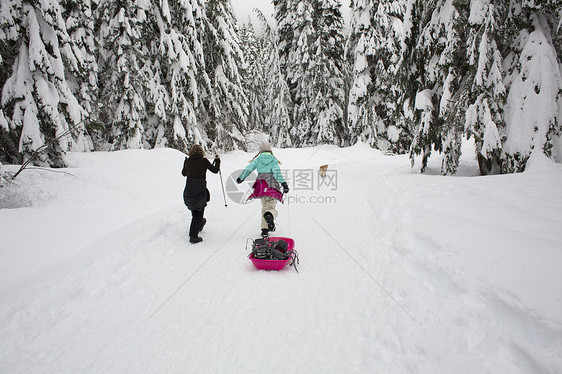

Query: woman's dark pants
left=189, top=209, right=205, bottom=238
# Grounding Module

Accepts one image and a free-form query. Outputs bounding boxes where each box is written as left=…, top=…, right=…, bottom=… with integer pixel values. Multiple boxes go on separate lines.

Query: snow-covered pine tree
left=201, top=0, right=249, bottom=150
left=132, top=1, right=167, bottom=150
left=341, top=37, right=353, bottom=147
left=532, top=0, right=561, bottom=64
left=464, top=0, right=506, bottom=175
left=97, top=0, right=146, bottom=150
left=308, top=0, right=346, bottom=145
left=502, top=6, right=562, bottom=172
left=285, top=0, right=316, bottom=145
left=347, top=0, right=379, bottom=147
left=0, top=159, right=6, bottom=186
left=274, top=0, right=302, bottom=146
left=376, top=0, right=410, bottom=153
left=0, top=0, right=21, bottom=164
left=239, top=18, right=267, bottom=132
left=1, top=0, right=92, bottom=167
left=552, top=0, right=562, bottom=163
left=405, top=0, right=469, bottom=174
left=274, top=0, right=295, bottom=79
left=254, top=8, right=292, bottom=147
left=61, top=0, right=98, bottom=121
left=347, top=0, right=409, bottom=152
left=401, top=0, right=440, bottom=172
left=434, top=0, right=471, bottom=175
left=275, top=0, right=346, bottom=146
left=143, top=0, right=210, bottom=152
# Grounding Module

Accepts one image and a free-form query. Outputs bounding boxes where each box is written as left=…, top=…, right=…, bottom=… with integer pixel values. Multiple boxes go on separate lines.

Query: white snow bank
left=0, top=148, right=186, bottom=288
left=504, top=14, right=562, bottom=160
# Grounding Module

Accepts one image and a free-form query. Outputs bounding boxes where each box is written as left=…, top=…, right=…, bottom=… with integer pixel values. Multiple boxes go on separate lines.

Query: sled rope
left=149, top=213, right=254, bottom=320
left=305, top=211, right=416, bottom=322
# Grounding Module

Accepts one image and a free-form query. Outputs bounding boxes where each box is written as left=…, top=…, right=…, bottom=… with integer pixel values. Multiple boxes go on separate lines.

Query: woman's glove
left=236, top=178, right=243, bottom=184
left=282, top=182, right=289, bottom=194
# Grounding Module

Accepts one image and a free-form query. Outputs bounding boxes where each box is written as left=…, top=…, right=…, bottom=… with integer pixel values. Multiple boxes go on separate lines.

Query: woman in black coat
left=182, top=145, right=220, bottom=243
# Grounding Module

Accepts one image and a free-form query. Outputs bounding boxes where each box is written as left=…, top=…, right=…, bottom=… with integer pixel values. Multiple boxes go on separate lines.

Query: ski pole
left=217, top=157, right=228, bottom=207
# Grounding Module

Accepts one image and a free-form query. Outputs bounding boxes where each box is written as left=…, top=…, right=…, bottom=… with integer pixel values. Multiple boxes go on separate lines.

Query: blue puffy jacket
left=238, top=152, right=285, bottom=184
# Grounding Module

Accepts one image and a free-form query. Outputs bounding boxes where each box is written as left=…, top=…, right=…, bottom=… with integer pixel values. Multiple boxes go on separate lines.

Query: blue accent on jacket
left=238, top=152, right=285, bottom=184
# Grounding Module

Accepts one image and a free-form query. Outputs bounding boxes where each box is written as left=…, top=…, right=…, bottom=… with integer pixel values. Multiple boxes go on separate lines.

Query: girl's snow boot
left=263, top=212, right=275, bottom=232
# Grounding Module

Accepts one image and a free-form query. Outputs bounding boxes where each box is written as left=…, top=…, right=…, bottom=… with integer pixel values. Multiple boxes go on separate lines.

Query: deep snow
left=1, top=143, right=561, bottom=373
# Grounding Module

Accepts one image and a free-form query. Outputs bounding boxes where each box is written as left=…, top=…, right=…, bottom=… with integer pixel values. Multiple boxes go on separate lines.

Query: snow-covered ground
left=1, top=143, right=561, bottom=373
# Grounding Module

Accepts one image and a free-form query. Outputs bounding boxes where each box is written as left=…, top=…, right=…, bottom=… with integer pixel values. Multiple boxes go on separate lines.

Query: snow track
left=1, top=145, right=561, bottom=373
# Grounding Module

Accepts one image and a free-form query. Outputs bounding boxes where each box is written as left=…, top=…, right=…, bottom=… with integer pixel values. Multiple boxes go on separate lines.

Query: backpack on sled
left=248, top=237, right=299, bottom=272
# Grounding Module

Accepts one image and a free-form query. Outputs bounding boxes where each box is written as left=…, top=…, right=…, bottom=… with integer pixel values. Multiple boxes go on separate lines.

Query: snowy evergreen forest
left=0, top=0, right=561, bottom=175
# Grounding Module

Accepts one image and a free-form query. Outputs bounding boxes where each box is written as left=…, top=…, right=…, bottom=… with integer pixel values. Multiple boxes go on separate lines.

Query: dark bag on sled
left=252, top=238, right=271, bottom=259
left=251, top=239, right=291, bottom=261
left=271, top=240, right=290, bottom=260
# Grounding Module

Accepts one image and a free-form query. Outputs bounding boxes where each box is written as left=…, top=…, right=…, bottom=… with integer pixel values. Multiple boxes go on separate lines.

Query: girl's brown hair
left=189, top=144, right=205, bottom=157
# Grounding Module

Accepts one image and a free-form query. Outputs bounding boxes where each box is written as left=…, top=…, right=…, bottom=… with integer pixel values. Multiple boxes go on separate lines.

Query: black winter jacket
left=182, top=156, right=220, bottom=211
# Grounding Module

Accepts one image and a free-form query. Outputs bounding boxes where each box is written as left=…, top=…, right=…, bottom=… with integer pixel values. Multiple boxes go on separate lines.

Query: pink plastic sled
left=249, top=236, right=295, bottom=271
